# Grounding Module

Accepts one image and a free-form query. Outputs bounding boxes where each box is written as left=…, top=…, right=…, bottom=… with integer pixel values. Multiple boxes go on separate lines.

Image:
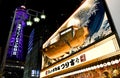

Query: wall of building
left=40, top=0, right=120, bottom=78
left=105, top=0, right=120, bottom=40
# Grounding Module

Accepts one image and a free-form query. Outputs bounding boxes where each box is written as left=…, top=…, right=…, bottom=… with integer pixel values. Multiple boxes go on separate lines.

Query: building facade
left=40, top=0, right=120, bottom=78
left=23, top=25, right=44, bottom=78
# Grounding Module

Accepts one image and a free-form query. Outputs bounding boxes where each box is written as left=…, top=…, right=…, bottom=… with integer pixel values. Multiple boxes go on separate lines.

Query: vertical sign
left=7, top=6, right=28, bottom=61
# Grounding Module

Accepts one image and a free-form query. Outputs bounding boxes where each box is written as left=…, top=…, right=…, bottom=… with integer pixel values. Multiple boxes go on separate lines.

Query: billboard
left=42, top=0, right=113, bottom=69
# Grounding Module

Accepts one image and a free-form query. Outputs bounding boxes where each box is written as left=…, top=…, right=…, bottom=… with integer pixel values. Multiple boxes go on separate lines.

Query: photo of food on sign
left=42, top=0, right=112, bottom=69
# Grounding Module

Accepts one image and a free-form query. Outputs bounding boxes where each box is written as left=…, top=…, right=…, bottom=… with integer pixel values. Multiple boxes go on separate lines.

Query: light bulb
left=40, top=14, right=46, bottom=19
left=34, top=17, right=40, bottom=22
left=27, top=20, right=33, bottom=26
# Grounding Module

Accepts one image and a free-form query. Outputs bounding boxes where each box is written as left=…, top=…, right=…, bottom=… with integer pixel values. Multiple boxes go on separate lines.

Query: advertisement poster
left=42, top=0, right=113, bottom=69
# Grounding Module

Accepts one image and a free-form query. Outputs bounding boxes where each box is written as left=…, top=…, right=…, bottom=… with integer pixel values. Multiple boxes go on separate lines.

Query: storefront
left=41, top=34, right=120, bottom=78
left=53, top=35, right=120, bottom=78
left=40, top=0, right=120, bottom=78
left=54, top=57, right=120, bottom=78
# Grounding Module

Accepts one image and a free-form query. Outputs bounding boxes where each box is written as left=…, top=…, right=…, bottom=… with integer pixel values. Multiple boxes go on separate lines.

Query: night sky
left=0, top=0, right=82, bottom=56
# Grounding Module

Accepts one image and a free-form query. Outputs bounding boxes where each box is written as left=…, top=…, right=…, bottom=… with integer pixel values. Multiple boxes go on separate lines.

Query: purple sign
left=7, top=6, right=28, bottom=60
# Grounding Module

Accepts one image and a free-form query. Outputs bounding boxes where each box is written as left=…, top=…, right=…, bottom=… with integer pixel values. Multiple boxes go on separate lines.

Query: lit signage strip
left=60, top=27, right=72, bottom=36
left=45, top=54, right=86, bottom=75
left=27, top=29, right=35, bottom=54
left=12, top=24, right=22, bottom=55
left=40, top=35, right=119, bottom=77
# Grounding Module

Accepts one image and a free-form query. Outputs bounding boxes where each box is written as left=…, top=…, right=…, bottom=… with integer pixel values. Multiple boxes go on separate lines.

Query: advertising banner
left=41, top=34, right=119, bottom=78
left=42, top=0, right=113, bottom=69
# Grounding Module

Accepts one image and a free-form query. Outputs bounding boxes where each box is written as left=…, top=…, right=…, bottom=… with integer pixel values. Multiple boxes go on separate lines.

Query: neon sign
left=12, top=24, right=22, bottom=55
left=7, top=6, right=28, bottom=60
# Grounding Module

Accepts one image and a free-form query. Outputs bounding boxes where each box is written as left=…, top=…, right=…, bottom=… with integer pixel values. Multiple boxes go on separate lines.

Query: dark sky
left=0, top=0, right=82, bottom=52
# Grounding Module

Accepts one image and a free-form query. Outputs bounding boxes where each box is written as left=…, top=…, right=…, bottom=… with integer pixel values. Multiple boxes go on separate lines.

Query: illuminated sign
left=7, top=7, right=28, bottom=60
left=31, top=70, right=40, bottom=77
left=45, top=54, right=86, bottom=75
left=27, top=29, right=35, bottom=54
left=60, top=27, right=73, bottom=36
left=12, top=24, right=22, bottom=55
left=42, top=0, right=113, bottom=69
left=41, top=35, right=119, bottom=77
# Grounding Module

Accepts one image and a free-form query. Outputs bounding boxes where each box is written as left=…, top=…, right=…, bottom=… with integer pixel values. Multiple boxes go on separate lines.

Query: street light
left=22, top=6, right=46, bottom=78
left=27, top=16, right=33, bottom=26
left=33, top=17, right=40, bottom=23
left=26, top=9, right=46, bottom=26
left=40, top=10, right=46, bottom=20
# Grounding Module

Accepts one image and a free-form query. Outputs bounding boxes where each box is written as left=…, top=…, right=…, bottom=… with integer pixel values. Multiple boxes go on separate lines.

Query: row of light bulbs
left=79, top=58, right=120, bottom=73
left=5, top=64, right=24, bottom=69
left=54, top=58, right=120, bottom=78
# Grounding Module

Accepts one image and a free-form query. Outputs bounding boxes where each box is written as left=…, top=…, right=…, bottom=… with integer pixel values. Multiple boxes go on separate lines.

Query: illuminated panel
left=31, top=70, right=40, bottom=77
left=7, top=7, right=28, bottom=60
left=40, top=35, right=119, bottom=77
left=42, top=0, right=113, bottom=69
left=27, top=29, right=35, bottom=54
